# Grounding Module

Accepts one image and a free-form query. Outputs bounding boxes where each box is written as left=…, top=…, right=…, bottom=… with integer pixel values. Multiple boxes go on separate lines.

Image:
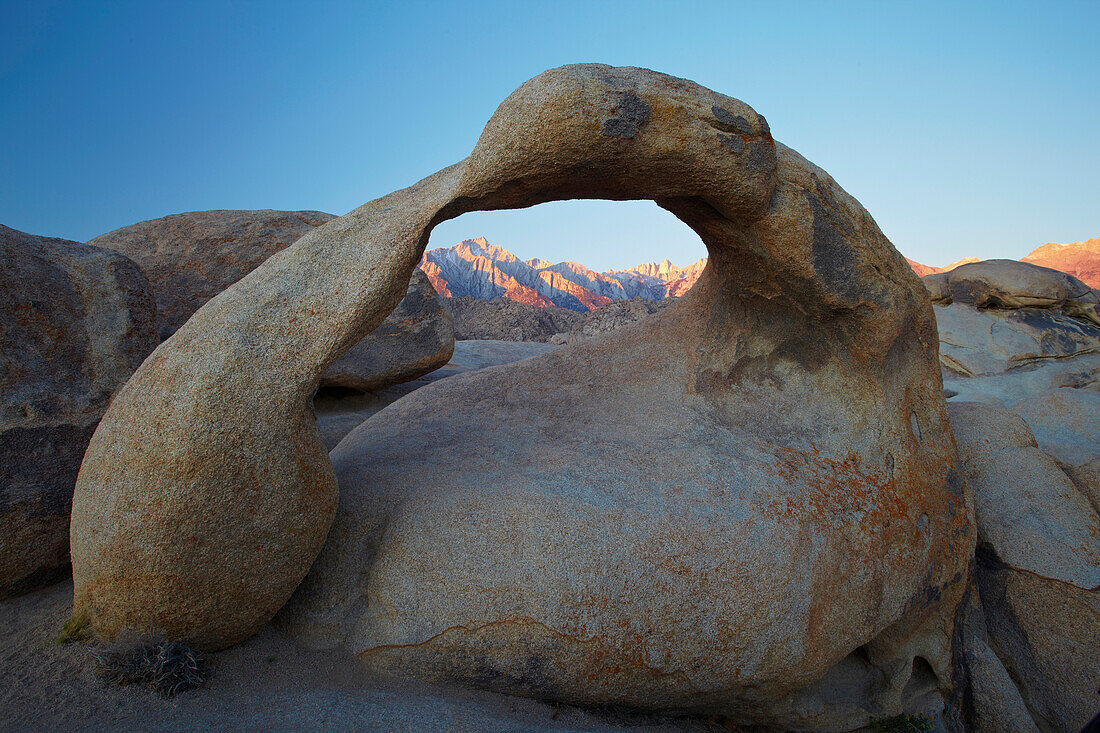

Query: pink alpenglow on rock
left=70, top=65, right=971, bottom=729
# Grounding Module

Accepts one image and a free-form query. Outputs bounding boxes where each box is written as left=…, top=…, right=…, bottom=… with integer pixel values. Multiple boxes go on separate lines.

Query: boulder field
left=69, top=64, right=973, bottom=729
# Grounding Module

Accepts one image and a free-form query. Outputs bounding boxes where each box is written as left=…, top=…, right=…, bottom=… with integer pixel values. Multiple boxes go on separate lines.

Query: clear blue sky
left=2, top=0, right=1096, bottom=271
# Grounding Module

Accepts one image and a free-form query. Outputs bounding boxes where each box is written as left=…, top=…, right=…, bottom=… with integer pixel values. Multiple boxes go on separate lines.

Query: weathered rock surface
left=314, top=340, right=556, bottom=452
left=0, top=224, right=157, bottom=599
left=941, top=351, right=1100, bottom=406
left=975, top=549, right=1100, bottom=732
left=926, top=260, right=1100, bottom=378
left=89, top=209, right=336, bottom=339
left=1063, top=458, right=1100, bottom=516
left=443, top=296, right=583, bottom=342
left=927, top=258, right=1099, bottom=318
left=91, top=209, right=456, bottom=392
left=948, top=401, right=1100, bottom=588
left=320, top=270, right=454, bottom=391
left=953, top=585, right=1040, bottom=733
left=934, top=303, right=1100, bottom=376
left=1008, top=387, right=1100, bottom=466
left=549, top=296, right=677, bottom=344
left=948, top=399, right=1100, bottom=730
left=71, top=64, right=971, bottom=728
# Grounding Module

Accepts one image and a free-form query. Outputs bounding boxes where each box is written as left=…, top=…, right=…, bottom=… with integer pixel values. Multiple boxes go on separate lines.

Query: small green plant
left=56, top=611, right=91, bottom=644
left=870, top=713, right=935, bottom=732
left=91, top=634, right=207, bottom=697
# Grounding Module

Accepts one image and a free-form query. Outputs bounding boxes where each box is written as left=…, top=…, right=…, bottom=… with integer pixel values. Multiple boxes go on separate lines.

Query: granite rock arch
left=70, top=64, right=971, bottom=724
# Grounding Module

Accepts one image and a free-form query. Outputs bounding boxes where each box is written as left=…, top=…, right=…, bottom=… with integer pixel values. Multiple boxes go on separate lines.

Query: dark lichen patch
left=747, top=141, right=774, bottom=172
left=757, top=112, right=772, bottom=139
left=465, top=655, right=549, bottom=694
left=806, top=190, right=869, bottom=303
left=602, top=92, right=651, bottom=138
left=710, top=105, right=754, bottom=135
left=717, top=133, right=745, bottom=153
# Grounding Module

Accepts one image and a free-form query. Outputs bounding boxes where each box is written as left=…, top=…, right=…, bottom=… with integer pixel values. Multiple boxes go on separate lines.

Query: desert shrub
left=91, top=635, right=207, bottom=697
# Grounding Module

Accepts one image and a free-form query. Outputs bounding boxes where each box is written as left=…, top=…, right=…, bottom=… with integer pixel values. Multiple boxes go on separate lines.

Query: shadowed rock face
left=1, top=224, right=157, bottom=598
left=319, top=269, right=454, bottom=392
left=949, top=401, right=1100, bottom=730
left=70, top=65, right=971, bottom=726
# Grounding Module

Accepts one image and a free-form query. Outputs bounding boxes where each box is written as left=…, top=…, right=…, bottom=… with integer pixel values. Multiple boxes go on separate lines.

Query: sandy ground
left=0, top=580, right=719, bottom=732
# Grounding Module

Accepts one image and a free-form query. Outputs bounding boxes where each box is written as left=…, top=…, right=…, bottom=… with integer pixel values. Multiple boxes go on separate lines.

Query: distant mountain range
left=419, top=238, right=706, bottom=312
left=420, top=237, right=1099, bottom=312
left=1021, top=237, right=1100, bottom=288
left=904, top=257, right=981, bottom=277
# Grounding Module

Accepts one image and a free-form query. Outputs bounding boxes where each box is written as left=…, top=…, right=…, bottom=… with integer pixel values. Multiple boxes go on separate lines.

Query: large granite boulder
left=89, top=210, right=337, bottom=339
left=0, top=224, right=157, bottom=598
left=948, top=400, right=1100, bottom=730
left=91, top=209, right=455, bottom=391
left=927, top=258, right=1099, bottom=320
left=70, top=65, right=971, bottom=729
left=320, top=270, right=453, bottom=392
left=924, top=260, right=1100, bottom=380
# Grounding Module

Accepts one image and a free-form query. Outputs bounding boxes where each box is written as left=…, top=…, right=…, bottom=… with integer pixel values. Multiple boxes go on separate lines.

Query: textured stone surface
left=314, top=340, right=557, bottom=452
left=89, top=209, right=336, bottom=339
left=931, top=258, right=1099, bottom=317
left=955, top=584, right=1040, bottom=733
left=71, top=65, right=970, bottom=727
left=0, top=224, right=157, bottom=598
left=1009, top=387, right=1100, bottom=465
left=444, top=296, right=583, bottom=342
left=976, top=549, right=1100, bottom=732
left=948, top=401, right=1100, bottom=588
left=933, top=303, right=1100, bottom=376
left=1063, top=458, right=1100, bottom=515
left=949, top=400, right=1100, bottom=730
left=941, top=351, right=1100, bottom=406
left=320, top=270, right=454, bottom=391
left=549, top=296, right=676, bottom=344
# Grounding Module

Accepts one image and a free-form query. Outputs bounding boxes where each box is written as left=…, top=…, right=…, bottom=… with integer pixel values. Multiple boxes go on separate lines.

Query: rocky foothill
left=2, top=65, right=1098, bottom=732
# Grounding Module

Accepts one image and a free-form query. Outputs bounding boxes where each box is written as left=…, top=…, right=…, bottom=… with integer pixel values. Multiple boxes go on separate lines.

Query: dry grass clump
left=91, top=634, right=207, bottom=697
left=55, top=611, right=92, bottom=644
